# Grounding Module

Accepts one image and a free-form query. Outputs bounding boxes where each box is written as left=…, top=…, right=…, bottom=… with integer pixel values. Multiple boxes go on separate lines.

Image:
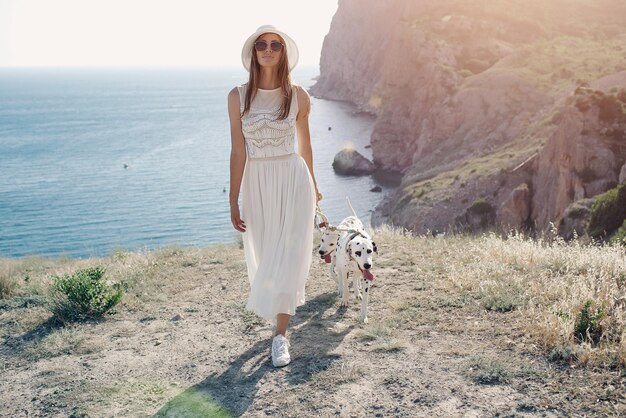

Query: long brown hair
left=242, top=33, right=293, bottom=120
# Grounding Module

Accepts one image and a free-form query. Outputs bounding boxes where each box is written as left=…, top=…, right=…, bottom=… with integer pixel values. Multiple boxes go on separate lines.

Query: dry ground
left=1, top=228, right=625, bottom=417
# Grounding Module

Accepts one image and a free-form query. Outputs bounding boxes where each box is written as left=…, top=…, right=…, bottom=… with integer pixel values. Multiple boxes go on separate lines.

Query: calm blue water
left=0, top=67, right=385, bottom=258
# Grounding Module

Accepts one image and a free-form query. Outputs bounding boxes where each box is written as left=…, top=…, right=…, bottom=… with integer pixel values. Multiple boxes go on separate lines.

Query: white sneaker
left=271, top=334, right=291, bottom=367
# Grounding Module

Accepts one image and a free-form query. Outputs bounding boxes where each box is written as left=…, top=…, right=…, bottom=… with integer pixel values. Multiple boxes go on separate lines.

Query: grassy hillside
left=1, top=228, right=625, bottom=416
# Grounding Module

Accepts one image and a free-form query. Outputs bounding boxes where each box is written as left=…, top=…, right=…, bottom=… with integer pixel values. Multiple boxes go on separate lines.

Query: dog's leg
left=353, top=273, right=362, bottom=301
left=359, top=279, right=370, bottom=323
left=330, top=255, right=339, bottom=290
left=356, top=274, right=363, bottom=300
left=340, top=267, right=350, bottom=307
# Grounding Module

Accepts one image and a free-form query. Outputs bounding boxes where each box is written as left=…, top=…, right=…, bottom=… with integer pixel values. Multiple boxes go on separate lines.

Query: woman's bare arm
left=228, top=87, right=247, bottom=232
left=295, top=86, right=320, bottom=202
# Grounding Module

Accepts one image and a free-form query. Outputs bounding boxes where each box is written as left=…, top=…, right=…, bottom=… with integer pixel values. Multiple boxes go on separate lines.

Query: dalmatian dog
left=317, top=198, right=364, bottom=291
left=335, top=228, right=378, bottom=323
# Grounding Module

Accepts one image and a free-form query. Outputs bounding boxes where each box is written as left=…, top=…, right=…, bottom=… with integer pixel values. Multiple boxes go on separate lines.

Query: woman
left=228, top=25, right=320, bottom=367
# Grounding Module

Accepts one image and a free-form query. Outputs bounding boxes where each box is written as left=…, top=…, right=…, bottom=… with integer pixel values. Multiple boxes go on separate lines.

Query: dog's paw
left=359, top=316, right=368, bottom=324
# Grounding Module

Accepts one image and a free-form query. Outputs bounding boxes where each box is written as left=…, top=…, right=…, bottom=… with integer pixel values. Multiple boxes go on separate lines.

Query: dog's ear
left=346, top=240, right=352, bottom=255
left=372, top=241, right=378, bottom=253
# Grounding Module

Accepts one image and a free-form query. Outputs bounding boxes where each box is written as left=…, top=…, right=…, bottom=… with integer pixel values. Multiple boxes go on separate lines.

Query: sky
left=0, top=0, right=338, bottom=68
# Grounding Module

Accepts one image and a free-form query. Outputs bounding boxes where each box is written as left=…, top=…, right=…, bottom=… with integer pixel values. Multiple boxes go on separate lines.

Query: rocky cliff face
left=312, top=0, right=626, bottom=235
left=532, top=87, right=626, bottom=228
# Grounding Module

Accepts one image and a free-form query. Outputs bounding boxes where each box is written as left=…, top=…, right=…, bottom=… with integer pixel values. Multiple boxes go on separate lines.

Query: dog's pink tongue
left=324, top=254, right=332, bottom=263
left=362, top=269, right=374, bottom=281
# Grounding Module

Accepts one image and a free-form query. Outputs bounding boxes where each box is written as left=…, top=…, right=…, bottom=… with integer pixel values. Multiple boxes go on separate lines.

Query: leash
left=314, top=205, right=360, bottom=233
left=315, top=203, right=330, bottom=231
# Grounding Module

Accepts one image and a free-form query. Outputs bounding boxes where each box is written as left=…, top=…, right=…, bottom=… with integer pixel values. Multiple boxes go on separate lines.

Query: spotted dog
left=335, top=227, right=377, bottom=323
left=317, top=198, right=364, bottom=292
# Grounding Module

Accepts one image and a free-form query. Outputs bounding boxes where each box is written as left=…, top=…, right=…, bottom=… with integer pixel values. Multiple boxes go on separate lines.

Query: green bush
left=573, top=300, right=604, bottom=344
left=49, top=266, right=123, bottom=323
left=566, top=205, right=586, bottom=219
left=609, top=219, right=626, bottom=246
left=588, top=183, right=626, bottom=238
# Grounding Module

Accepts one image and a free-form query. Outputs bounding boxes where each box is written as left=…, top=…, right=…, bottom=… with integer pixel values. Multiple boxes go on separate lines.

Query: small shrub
left=548, top=345, right=579, bottom=363
left=574, top=300, right=605, bottom=344
left=49, top=266, right=124, bottom=323
left=588, top=183, right=626, bottom=238
left=468, top=357, right=509, bottom=384
left=483, top=292, right=524, bottom=312
left=609, top=220, right=626, bottom=246
left=566, top=205, right=586, bottom=219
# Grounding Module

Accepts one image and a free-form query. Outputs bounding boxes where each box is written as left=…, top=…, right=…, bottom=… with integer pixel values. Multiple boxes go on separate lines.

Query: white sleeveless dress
left=237, top=83, right=316, bottom=323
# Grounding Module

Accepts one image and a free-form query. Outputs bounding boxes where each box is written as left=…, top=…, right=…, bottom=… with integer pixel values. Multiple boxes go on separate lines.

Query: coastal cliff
left=311, top=0, right=626, bottom=236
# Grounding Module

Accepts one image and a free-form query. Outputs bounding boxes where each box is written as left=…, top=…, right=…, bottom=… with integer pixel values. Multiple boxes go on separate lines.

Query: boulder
left=332, top=149, right=376, bottom=176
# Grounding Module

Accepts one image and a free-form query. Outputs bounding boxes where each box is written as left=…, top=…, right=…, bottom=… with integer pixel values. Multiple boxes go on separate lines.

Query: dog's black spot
left=355, top=251, right=361, bottom=256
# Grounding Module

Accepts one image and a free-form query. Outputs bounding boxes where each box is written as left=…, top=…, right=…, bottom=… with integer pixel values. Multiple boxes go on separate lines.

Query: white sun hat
left=241, top=24, right=299, bottom=72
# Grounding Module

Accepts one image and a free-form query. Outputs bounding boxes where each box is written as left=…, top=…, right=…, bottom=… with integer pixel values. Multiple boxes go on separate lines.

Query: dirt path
left=1, top=237, right=625, bottom=417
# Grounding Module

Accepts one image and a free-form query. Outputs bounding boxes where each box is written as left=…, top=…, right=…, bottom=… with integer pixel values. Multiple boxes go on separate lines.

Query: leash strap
left=315, top=203, right=330, bottom=231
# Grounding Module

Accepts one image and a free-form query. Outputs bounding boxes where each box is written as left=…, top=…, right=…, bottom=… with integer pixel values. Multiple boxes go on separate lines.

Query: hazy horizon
left=0, top=0, right=337, bottom=68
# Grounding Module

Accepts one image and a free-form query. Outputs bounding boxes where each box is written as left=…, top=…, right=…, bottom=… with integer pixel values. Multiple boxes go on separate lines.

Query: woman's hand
left=315, top=187, right=322, bottom=204
left=230, top=204, right=246, bottom=232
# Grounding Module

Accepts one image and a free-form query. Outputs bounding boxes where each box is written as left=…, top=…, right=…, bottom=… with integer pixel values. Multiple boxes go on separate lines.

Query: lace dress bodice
left=237, top=84, right=299, bottom=159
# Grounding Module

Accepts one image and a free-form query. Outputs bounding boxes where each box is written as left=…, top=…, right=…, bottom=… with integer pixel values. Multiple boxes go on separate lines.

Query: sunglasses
left=254, top=40, right=284, bottom=52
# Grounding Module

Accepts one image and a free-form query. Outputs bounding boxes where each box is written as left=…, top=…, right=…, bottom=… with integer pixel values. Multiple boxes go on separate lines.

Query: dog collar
left=345, top=231, right=366, bottom=253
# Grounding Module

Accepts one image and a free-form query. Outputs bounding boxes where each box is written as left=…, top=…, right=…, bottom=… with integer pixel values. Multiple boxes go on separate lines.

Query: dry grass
left=23, top=324, right=106, bottom=360
left=2, top=228, right=626, bottom=415
left=374, top=225, right=626, bottom=368
left=510, top=35, right=626, bottom=94
left=310, top=359, right=364, bottom=388
left=2, top=229, right=624, bottom=369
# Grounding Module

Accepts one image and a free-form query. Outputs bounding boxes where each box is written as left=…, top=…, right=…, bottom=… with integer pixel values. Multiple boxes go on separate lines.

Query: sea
left=0, top=66, right=389, bottom=259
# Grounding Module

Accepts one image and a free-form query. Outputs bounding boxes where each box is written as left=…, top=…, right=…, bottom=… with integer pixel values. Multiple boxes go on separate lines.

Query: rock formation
left=332, top=149, right=376, bottom=175
left=312, top=0, right=626, bottom=237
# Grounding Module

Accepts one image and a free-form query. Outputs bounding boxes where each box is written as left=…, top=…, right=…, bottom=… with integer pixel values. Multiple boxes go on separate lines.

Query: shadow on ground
left=153, top=292, right=352, bottom=417
left=1, top=314, right=104, bottom=359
